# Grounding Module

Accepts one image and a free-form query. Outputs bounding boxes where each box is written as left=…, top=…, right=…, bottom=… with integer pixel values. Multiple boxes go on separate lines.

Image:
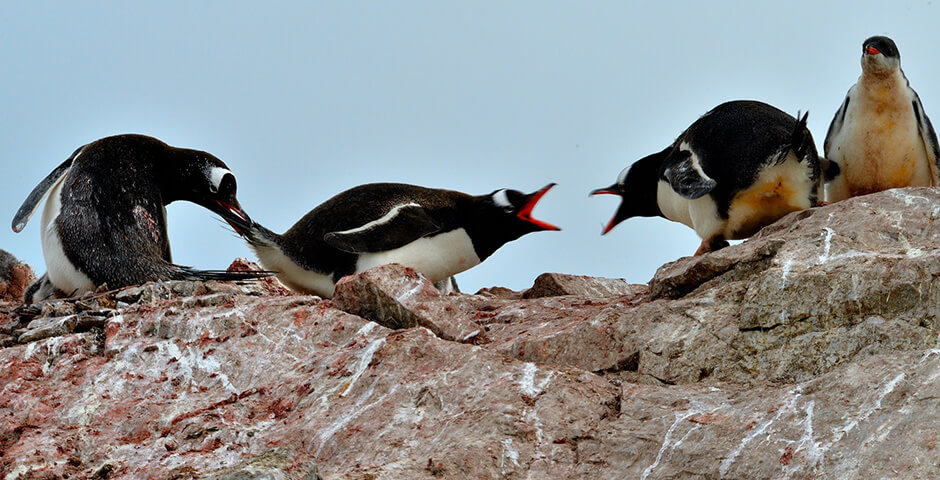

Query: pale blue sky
left=2, top=2, right=938, bottom=292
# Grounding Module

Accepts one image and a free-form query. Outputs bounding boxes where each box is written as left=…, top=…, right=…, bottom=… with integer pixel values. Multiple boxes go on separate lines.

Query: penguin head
left=590, top=148, right=667, bottom=234
left=466, top=183, right=559, bottom=260
left=861, top=36, right=900, bottom=73
left=173, top=149, right=253, bottom=234
left=484, top=183, right=561, bottom=234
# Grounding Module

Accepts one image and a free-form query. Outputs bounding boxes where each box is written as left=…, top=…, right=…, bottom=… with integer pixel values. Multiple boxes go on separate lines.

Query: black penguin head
left=861, top=36, right=900, bottom=73
left=590, top=148, right=667, bottom=234
left=485, top=183, right=560, bottom=233
left=171, top=148, right=253, bottom=234
left=467, top=183, right=560, bottom=261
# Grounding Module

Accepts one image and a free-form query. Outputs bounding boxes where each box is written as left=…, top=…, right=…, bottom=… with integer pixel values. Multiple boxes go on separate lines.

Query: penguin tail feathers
left=177, top=267, right=276, bottom=283
left=787, top=110, right=814, bottom=161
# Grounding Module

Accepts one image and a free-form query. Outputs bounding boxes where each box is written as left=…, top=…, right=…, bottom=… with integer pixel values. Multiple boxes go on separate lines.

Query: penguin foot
left=694, top=236, right=729, bottom=256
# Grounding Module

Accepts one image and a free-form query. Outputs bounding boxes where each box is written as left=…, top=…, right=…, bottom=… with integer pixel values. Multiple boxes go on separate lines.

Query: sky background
left=1, top=2, right=938, bottom=293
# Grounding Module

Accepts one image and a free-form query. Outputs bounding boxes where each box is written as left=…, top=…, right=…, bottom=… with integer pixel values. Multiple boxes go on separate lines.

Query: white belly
left=724, top=152, right=814, bottom=239
left=252, top=242, right=337, bottom=298
left=829, top=76, right=935, bottom=195
left=40, top=172, right=95, bottom=295
left=656, top=180, right=723, bottom=241
left=356, top=228, right=481, bottom=283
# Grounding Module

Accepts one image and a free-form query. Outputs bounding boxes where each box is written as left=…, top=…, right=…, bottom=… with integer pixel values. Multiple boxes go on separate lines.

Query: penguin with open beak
left=229, top=182, right=559, bottom=297
left=592, top=100, right=822, bottom=255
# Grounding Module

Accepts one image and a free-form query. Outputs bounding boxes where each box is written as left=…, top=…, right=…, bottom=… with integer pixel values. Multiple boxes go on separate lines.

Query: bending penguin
left=12, top=134, right=269, bottom=303
left=592, top=100, right=823, bottom=255
left=227, top=182, right=560, bottom=298
left=824, top=35, right=940, bottom=202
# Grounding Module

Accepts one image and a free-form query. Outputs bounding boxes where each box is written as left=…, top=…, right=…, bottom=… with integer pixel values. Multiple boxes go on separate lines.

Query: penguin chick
left=12, top=134, right=269, bottom=302
left=592, top=100, right=822, bottom=256
left=229, top=182, right=560, bottom=298
left=824, top=35, right=940, bottom=202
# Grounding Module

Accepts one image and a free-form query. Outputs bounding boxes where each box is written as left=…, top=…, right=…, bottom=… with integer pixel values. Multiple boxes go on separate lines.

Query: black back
left=275, top=183, right=463, bottom=280
left=665, top=100, right=820, bottom=218
left=43, top=134, right=248, bottom=288
left=270, top=183, right=547, bottom=281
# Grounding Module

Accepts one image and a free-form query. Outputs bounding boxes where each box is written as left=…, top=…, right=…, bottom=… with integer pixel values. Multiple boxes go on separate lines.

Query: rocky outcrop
left=0, top=249, right=34, bottom=304
left=2, top=188, right=940, bottom=479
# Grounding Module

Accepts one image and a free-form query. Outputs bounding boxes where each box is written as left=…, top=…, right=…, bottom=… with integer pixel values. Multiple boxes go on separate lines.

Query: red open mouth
left=590, top=188, right=618, bottom=196
left=217, top=200, right=251, bottom=233
left=865, top=46, right=880, bottom=55
left=601, top=215, right=619, bottom=235
left=517, top=183, right=560, bottom=231
left=589, top=186, right=623, bottom=234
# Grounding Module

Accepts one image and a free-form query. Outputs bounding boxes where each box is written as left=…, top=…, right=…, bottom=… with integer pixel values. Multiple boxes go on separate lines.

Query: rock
left=624, top=188, right=940, bottom=384
left=576, top=349, right=940, bottom=479
left=0, top=249, right=35, bottom=303
left=0, top=284, right=618, bottom=479
left=2, top=188, right=940, bottom=478
left=522, top=272, right=647, bottom=299
left=17, top=311, right=111, bottom=343
left=332, top=263, right=482, bottom=341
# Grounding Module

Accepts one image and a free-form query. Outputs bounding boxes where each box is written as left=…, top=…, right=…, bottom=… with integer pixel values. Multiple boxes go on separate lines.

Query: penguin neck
left=858, top=68, right=909, bottom=107
left=631, top=147, right=669, bottom=219
left=460, top=197, right=525, bottom=261
left=859, top=64, right=905, bottom=90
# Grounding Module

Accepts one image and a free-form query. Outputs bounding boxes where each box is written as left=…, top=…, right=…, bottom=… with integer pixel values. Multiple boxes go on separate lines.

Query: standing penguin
left=227, top=182, right=559, bottom=298
left=12, top=134, right=268, bottom=302
left=592, top=100, right=822, bottom=255
left=825, top=35, right=940, bottom=202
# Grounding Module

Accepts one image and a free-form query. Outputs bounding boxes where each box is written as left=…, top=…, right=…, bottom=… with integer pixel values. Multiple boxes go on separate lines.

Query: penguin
left=226, top=182, right=560, bottom=298
left=824, top=35, right=940, bottom=202
left=591, top=100, right=822, bottom=256
left=11, top=134, right=269, bottom=303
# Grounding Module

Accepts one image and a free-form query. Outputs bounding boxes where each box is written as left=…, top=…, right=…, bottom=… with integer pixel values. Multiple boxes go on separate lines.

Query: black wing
left=824, top=87, right=853, bottom=157
left=663, top=150, right=717, bottom=199
left=323, top=203, right=442, bottom=254
left=912, top=91, right=940, bottom=184
left=11, top=145, right=84, bottom=232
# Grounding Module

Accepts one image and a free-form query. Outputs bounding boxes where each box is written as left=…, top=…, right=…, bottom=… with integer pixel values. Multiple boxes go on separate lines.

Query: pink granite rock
left=2, top=189, right=940, bottom=479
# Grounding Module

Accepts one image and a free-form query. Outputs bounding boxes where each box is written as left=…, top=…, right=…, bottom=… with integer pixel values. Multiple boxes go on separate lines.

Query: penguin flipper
left=11, top=146, right=84, bottom=232
left=664, top=150, right=717, bottom=199
left=324, top=204, right=442, bottom=254
left=912, top=92, right=940, bottom=185
left=177, top=267, right=276, bottom=282
left=824, top=87, right=853, bottom=156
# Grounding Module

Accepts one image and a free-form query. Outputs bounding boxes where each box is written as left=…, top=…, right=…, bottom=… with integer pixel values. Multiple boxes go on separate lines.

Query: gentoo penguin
left=12, top=134, right=268, bottom=302
left=227, top=182, right=559, bottom=298
left=592, top=100, right=822, bottom=255
left=824, top=35, right=940, bottom=202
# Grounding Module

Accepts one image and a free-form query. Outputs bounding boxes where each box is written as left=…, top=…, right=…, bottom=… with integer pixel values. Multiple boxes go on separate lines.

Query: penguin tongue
left=216, top=200, right=252, bottom=233
left=517, top=183, right=560, bottom=231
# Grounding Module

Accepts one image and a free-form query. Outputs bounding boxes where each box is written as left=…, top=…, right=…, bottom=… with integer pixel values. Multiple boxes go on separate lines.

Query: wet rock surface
left=2, top=189, right=940, bottom=479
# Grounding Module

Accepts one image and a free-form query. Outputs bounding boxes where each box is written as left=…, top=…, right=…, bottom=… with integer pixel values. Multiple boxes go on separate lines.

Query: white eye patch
left=616, top=166, right=630, bottom=185
left=492, top=189, right=511, bottom=208
left=208, top=166, right=234, bottom=193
